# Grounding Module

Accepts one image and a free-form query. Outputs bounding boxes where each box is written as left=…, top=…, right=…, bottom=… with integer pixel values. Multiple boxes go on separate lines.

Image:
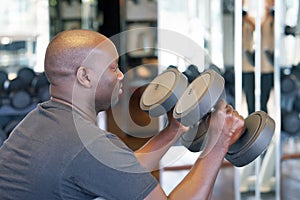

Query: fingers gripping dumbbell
left=176, top=69, right=275, bottom=167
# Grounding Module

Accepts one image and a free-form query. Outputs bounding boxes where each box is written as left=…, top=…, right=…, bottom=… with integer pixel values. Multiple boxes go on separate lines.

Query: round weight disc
left=174, top=69, right=225, bottom=126
left=10, top=90, right=32, bottom=109
left=17, top=67, right=35, bottom=86
left=181, top=118, right=208, bottom=152
left=282, top=111, right=300, bottom=135
left=225, top=111, right=275, bottom=167
left=142, top=71, right=177, bottom=107
left=140, top=68, right=188, bottom=117
left=8, top=77, right=27, bottom=91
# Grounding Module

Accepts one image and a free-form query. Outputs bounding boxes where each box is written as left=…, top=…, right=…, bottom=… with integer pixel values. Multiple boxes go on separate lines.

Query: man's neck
left=51, top=96, right=97, bottom=125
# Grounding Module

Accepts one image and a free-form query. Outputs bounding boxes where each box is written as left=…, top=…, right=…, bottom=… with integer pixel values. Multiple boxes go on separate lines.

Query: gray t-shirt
left=0, top=101, right=158, bottom=200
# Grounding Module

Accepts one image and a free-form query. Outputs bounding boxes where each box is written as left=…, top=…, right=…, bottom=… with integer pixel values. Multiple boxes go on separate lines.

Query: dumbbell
left=281, top=73, right=299, bottom=111
left=281, top=109, right=300, bottom=136
left=7, top=77, right=32, bottom=109
left=140, top=66, right=188, bottom=117
left=284, top=25, right=297, bottom=37
left=281, top=74, right=298, bottom=95
left=182, top=64, right=201, bottom=83
left=175, top=69, right=275, bottom=167
left=18, top=67, right=51, bottom=102
left=140, top=64, right=205, bottom=117
left=31, top=73, right=50, bottom=102
left=17, top=67, right=36, bottom=87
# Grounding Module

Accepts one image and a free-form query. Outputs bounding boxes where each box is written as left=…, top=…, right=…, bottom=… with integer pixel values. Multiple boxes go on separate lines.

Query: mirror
left=157, top=0, right=300, bottom=199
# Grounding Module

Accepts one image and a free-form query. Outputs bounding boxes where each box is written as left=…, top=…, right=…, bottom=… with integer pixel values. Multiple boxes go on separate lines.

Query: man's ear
left=76, top=66, right=92, bottom=88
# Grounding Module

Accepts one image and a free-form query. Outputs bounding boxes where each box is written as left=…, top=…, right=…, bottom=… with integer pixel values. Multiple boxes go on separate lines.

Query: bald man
left=0, top=29, right=244, bottom=200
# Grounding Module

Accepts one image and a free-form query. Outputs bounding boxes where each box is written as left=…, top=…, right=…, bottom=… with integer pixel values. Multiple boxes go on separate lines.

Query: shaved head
left=43, top=29, right=123, bottom=116
left=44, top=29, right=110, bottom=85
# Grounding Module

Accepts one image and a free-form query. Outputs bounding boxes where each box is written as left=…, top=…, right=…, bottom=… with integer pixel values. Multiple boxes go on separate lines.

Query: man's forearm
left=168, top=146, right=227, bottom=200
left=134, top=125, right=183, bottom=171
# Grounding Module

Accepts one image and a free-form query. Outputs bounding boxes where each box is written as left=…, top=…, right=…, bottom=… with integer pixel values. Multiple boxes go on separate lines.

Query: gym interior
left=0, top=0, right=300, bottom=199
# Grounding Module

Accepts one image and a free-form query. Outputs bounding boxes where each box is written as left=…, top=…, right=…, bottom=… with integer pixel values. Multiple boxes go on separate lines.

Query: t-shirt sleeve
left=61, top=133, right=158, bottom=200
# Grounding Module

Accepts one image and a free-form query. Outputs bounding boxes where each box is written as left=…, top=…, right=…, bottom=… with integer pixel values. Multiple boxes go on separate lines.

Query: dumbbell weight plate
left=140, top=68, right=188, bottom=117
left=173, top=69, right=225, bottom=126
left=225, top=111, right=275, bottom=167
left=8, top=77, right=28, bottom=92
left=281, top=110, right=300, bottom=136
left=17, top=67, right=35, bottom=86
left=281, top=74, right=297, bottom=94
left=180, top=118, right=208, bottom=152
left=10, top=90, right=32, bottom=109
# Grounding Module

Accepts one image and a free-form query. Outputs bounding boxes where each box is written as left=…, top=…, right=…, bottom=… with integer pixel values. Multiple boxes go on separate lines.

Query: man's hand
left=209, top=99, right=245, bottom=153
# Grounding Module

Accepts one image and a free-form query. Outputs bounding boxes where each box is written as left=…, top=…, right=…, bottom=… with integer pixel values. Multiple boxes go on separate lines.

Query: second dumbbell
left=175, top=69, right=275, bottom=167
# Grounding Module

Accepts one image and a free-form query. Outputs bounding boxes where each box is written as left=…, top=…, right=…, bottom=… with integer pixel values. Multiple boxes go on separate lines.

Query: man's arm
left=134, top=111, right=189, bottom=171
left=145, top=146, right=227, bottom=200
left=144, top=100, right=245, bottom=199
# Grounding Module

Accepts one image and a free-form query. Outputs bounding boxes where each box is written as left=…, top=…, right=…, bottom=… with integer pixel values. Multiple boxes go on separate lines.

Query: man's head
left=44, top=29, right=124, bottom=114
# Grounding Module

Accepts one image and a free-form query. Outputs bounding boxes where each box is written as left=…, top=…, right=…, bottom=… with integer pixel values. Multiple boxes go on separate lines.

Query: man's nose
left=117, top=68, right=124, bottom=80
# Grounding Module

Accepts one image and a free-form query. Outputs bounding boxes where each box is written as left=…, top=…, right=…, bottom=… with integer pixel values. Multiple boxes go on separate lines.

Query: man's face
left=94, top=59, right=124, bottom=111
left=82, top=40, right=124, bottom=112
